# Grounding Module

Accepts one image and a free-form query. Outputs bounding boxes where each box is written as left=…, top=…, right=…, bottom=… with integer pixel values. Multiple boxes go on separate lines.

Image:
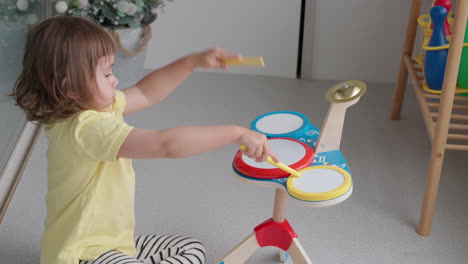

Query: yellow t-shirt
left=40, top=91, right=136, bottom=264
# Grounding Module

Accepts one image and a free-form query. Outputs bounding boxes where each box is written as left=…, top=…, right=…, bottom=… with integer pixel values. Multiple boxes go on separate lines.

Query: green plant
left=52, top=0, right=170, bottom=28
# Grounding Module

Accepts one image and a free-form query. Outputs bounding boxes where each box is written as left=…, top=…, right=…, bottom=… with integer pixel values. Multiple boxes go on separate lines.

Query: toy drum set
left=218, top=80, right=366, bottom=264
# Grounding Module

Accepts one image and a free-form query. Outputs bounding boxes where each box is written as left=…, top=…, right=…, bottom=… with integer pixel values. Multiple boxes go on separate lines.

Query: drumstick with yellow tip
left=239, top=144, right=302, bottom=178
left=224, top=56, right=265, bottom=67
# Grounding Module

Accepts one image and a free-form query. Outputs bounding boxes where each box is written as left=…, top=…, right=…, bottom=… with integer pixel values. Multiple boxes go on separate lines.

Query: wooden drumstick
left=223, top=56, right=265, bottom=67
left=239, top=144, right=302, bottom=178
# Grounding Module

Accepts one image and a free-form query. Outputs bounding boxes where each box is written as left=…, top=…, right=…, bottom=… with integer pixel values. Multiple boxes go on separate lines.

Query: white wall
left=302, top=0, right=427, bottom=83
left=144, top=0, right=434, bottom=83
left=144, top=0, right=302, bottom=79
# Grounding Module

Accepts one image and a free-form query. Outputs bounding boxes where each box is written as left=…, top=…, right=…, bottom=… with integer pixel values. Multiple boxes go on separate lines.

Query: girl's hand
left=193, top=47, right=241, bottom=70
left=237, top=128, right=279, bottom=162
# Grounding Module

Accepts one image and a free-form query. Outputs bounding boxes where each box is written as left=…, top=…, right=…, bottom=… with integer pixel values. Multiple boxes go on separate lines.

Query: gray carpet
left=1, top=73, right=466, bottom=264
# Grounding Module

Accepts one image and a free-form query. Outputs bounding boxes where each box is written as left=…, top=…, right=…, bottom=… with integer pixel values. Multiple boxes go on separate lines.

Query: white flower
left=55, top=1, right=68, bottom=14
left=116, top=1, right=129, bottom=13
left=79, top=0, right=89, bottom=7
left=16, top=0, right=29, bottom=11
left=126, top=3, right=137, bottom=15
left=26, top=13, right=38, bottom=25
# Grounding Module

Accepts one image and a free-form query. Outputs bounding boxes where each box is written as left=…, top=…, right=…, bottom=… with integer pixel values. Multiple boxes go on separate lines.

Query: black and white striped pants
left=79, top=235, right=206, bottom=264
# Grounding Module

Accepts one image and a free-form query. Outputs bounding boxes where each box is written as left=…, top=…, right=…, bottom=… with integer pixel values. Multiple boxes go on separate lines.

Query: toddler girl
left=12, top=16, right=276, bottom=264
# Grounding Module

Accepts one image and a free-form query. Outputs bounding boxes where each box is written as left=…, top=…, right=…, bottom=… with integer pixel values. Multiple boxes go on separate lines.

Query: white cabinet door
left=145, top=0, right=302, bottom=78
left=302, top=0, right=414, bottom=83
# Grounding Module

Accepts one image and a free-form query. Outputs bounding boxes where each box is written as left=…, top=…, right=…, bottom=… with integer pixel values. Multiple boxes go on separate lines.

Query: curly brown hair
left=11, top=16, right=116, bottom=124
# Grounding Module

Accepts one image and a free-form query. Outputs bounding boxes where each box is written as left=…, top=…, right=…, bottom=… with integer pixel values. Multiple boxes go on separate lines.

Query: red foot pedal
left=254, top=218, right=297, bottom=251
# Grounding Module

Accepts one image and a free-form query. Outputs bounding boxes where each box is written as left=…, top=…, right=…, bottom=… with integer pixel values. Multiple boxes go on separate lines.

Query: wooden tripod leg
left=390, top=0, right=422, bottom=120
left=217, top=232, right=260, bottom=264
left=287, top=238, right=313, bottom=264
left=418, top=0, right=468, bottom=236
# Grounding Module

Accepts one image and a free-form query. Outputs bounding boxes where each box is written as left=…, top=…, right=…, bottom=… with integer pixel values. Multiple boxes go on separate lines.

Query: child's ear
left=66, top=90, right=80, bottom=100
left=62, top=78, right=78, bottom=100
left=61, top=77, right=67, bottom=89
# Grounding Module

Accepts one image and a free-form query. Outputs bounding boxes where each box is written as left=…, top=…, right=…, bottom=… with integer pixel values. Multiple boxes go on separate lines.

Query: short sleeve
left=113, top=90, right=126, bottom=115
left=72, top=111, right=133, bottom=161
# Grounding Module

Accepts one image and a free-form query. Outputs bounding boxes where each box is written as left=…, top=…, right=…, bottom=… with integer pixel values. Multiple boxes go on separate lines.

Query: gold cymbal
left=325, top=80, right=367, bottom=103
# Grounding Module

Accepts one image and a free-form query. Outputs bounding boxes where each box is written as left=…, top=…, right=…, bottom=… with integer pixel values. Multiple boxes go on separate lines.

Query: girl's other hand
left=194, top=47, right=241, bottom=70
left=237, top=128, right=279, bottom=163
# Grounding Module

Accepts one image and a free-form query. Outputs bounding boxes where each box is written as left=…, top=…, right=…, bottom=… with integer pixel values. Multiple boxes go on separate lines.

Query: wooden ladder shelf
left=390, top=0, right=468, bottom=236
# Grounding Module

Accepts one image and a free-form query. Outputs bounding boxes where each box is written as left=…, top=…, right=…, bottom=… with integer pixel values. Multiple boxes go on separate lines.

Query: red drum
left=233, top=138, right=315, bottom=179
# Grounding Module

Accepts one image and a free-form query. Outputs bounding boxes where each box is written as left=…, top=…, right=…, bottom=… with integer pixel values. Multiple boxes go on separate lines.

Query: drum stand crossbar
left=218, top=189, right=313, bottom=264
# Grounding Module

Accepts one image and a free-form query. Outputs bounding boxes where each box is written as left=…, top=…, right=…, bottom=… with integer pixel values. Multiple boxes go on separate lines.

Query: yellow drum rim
left=287, top=165, right=352, bottom=201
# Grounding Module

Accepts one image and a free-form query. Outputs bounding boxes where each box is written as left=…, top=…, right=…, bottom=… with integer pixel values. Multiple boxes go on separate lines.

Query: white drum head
left=294, top=169, right=343, bottom=193
left=256, top=113, right=304, bottom=135
left=233, top=138, right=315, bottom=179
left=242, top=139, right=306, bottom=169
left=287, top=166, right=352, bottom=202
